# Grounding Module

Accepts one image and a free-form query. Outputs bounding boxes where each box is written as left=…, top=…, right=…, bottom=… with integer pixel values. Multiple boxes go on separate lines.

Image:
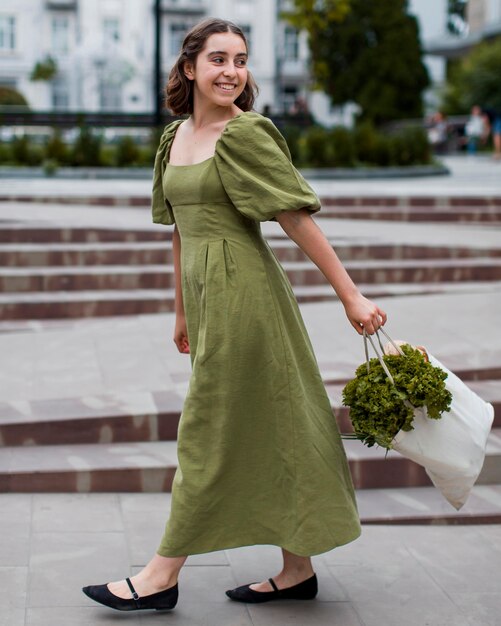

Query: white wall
left=407, top=0, right=448, bottom=111
left=487, top=0, right=501, bottom=22
left=408, top=0, right=448, bottom=84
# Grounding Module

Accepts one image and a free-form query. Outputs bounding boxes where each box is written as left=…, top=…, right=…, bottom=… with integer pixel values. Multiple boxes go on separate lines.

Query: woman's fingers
left=351, top=319, right=364, bottom=335
left=348, top=302, right=387, bottom=335
left=173, top=333, right=190, bottom=354
left=377, top=307, right=388, bottom=325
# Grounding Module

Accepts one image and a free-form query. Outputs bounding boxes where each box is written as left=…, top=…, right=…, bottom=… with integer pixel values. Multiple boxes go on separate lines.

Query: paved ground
left=2, top=492, right=501, bottom=626
left=1, top=156, right=501, bottom=625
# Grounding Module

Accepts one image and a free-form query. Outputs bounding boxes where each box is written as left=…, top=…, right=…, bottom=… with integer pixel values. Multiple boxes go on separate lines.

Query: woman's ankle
left=138, top=553, right=187, bottom=589
left=276, top=567, right=314, bottom=586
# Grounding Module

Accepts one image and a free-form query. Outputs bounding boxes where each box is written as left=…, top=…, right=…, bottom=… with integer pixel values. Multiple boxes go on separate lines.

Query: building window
left=103, top=17, right=120, bottom=44
left=0, top=15, right=16, bottom=51
left=284, top=26, right=299, bottom=61
left=51, top=16, right=70, bottom=55
left=100, top=83, right=122, bottom=111
left=51, top=77, right=70, bottom=110
left=240, top=24, right=252, bottom=55
left=170, top=23, right=188, bottom=56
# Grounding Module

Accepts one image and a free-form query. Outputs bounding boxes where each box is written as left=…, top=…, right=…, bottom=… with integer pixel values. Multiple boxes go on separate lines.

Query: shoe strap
left=125, top=577, right=140, bottom=607
left=268, top=577, right=279, bottom=592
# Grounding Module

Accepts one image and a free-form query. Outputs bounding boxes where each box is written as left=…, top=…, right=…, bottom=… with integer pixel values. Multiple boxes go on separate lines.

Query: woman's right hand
left=174, top=315, right=190, bottom=354
left=343, top=291, right=387, bottom=335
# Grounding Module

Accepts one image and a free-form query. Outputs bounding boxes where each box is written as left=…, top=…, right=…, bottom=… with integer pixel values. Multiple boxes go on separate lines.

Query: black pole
left=154, top=0, right=162, bottom=126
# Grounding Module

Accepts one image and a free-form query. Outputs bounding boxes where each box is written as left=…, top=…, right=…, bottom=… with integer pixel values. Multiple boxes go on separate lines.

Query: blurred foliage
left=70, top=126, right=103, bottom=166
left=30, top=56, right=58, bottom=81
left=329, top=126, right=357, bottom=166
left=0, top=86, right=29, bottom=106
left=442, top=37, right=501, bottom=114
left=116, top=136, right=141, bottom=166
left=285, top=0, right=352, bottom=30
left=284, top=0, right=430, bottom=125
left=282, top=122, right=431, bottom=167
left=10, top=136, right=44, bottom=165
left=280, top=124, right=303, bottom=162
left=42, top=159, right=59, bottom=176
left=301, top=125, right=332, bottom=166
left=0, top=124, right=431, bottom=169
left=45, top=130, right=70, bottom=165
left=0, top=129, right=158, bottom=169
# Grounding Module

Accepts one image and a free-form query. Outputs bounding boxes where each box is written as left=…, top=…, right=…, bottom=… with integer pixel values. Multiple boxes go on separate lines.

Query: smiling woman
left=82, top=16, right=386, bottom=617
left=165, top=19, right=257, bottom=117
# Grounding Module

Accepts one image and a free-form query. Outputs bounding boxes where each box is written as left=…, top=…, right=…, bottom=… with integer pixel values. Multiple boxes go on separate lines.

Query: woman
left=83, top=17, right=386, bottom=612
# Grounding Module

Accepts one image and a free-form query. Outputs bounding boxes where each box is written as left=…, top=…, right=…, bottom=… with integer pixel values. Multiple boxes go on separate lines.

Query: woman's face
left=185, top=32, right=248, bottom=108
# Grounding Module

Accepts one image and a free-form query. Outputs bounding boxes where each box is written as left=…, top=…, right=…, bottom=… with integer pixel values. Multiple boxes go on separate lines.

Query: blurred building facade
left=0, top=0, right=453, bottom=123
left=467, top=0, right=501, bottom=35
left=425, top=0, right=501, bottom=58
left=0, top=0, right=320, bottom=118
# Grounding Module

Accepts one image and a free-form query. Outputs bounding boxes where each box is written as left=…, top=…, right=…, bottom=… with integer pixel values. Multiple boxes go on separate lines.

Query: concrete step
left=321, top=196, right=501, bottom=208
left=0, top=225, right=170, bottom=244
left=1, top=430, right=500, bottom=493
left=1, top=281, right=501, bottom=320
left=2, top=240, right=500, bottom=267
left=0, top=241, right=175, bottom=267
left=319, top=205, right=501, bottom=223
left=0, top=389, right=184, bottom=447
left=3, top=258, right=501, bottom=293
left=1, top=380, right=498, bottom=447
left=356, top=485, right=501, bottom=524
left=2, top=193, right=501, bottom=209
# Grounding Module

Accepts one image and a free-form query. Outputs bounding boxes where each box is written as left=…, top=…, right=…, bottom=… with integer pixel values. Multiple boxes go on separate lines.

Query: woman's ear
left=183, top=61, right=195, bottom=81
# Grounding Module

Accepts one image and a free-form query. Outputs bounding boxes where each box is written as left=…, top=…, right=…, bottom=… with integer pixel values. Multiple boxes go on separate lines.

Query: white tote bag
left=392, top=353, right=494, bottom=509
left=365, top=330, right=494, bottom=510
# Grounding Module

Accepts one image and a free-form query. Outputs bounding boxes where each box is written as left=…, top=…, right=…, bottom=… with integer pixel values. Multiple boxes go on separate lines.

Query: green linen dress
left=152, top=111, right=361, bottom=557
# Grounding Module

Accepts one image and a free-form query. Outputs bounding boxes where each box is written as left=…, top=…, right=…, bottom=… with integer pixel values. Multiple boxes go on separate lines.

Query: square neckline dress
left=152, top=111, right=361, bottom=557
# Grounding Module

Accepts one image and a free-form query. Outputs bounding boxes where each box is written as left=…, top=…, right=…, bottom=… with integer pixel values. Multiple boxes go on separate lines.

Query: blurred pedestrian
left=485, top=107, right=501, bottom=160
left=81, top=17, right=386, bottom=615
left=427, top=111, right=449, bottom=154
left=464, top=105, right=490, bottom=155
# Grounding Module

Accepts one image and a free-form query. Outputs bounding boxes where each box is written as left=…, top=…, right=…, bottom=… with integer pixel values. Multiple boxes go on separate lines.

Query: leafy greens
left=342, top=344, right=452, bottom=449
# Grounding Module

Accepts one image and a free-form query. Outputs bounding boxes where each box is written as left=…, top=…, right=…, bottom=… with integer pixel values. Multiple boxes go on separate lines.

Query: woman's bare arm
left=172, top=225, right=190, bottom=353
left=172, top=225, right=184, bottom=316
left=276, top=209, right=386, bottom=334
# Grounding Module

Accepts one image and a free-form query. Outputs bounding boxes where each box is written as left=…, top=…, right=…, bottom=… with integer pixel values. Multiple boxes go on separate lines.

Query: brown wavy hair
left=165, top=18, right=258, bottom=115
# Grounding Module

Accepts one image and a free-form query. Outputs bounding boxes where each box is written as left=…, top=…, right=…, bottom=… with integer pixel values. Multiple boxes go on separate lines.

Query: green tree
left=285, top=0, right=430, bottom=124
left=443, top=37, right=501, bottom=114
left=30, top=55, right=58, bottom=81
left=0, top=86, right=29, bottom=106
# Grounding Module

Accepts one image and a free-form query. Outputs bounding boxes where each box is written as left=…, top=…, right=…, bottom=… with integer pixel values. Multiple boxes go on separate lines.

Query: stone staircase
left=1, top=196, right=501, bottom=525
left=1, top=380, right=500, bottom=525
left=1, top=220, right=500, bottom=320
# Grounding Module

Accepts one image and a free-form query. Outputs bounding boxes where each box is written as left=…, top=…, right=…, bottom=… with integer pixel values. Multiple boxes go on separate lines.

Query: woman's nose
left=223, top=64, right=236, bottom=77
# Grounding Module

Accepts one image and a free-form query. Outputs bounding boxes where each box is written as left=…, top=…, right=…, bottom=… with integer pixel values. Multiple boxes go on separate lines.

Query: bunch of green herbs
left=342, top=344, right=452, bottom=449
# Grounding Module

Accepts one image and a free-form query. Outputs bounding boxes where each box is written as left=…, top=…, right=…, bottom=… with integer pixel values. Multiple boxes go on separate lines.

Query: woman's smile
left=215, top=82, right=237, bottom=92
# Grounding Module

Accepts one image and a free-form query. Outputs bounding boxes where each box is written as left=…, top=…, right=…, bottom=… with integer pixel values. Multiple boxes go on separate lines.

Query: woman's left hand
left=343, top=292, right=387, bottom=335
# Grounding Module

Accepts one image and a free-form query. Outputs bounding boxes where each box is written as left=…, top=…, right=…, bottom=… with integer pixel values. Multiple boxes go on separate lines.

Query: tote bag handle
left=363, top=327, right=405, bottom=386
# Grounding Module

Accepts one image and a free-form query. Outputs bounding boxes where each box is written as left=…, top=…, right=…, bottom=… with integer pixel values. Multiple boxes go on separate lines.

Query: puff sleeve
left=214, top=112, right=321, bottom=222
left=151, top=121, right=182, bottom=226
